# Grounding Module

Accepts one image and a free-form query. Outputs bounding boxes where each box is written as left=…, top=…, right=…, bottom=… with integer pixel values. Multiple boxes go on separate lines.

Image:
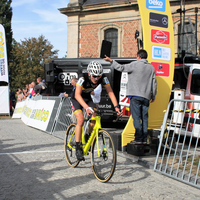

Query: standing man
left=59, top=77, right=77, bottom=98
left=64, top=77, right=77, bottom=98
left=104, top=49, right=157, bottom=144
left=35, top=77, right=47, bottom=96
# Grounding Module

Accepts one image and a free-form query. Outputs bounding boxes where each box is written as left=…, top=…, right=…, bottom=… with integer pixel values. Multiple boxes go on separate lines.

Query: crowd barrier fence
left=154, top=99, right=200, bottom=189
left=12, top=96, right=73, bottom=139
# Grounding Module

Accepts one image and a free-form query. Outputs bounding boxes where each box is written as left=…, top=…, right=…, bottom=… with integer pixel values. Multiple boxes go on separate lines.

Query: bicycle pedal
left=78, top=157, right=85, bottom=161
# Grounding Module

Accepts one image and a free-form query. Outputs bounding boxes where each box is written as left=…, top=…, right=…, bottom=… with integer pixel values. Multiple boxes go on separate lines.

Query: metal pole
left=183, top=0, right=185, bottom=55
left=179, top=0, right=183, bottom=57
left=195, top=7, right=198, bottom=55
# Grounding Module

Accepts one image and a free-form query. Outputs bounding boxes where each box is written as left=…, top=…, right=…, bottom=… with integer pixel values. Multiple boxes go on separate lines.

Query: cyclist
left=70, top=60, right=122, bottom=161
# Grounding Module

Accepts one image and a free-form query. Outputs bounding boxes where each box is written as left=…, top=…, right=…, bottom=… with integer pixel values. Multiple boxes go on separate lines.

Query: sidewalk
left=118, top=150, right=156, bottom=169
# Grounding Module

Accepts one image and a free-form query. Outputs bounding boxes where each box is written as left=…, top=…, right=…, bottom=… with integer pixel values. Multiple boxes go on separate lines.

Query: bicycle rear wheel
left=64, top=124, right=80, bottom=167
left=90, top=129, right=116, bottom=182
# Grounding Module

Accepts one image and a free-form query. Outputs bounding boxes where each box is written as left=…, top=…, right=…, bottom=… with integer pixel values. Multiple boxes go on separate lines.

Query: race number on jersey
left=77, top=77, right=84, bottom=86
left=103, top=77, right=110, bottom=85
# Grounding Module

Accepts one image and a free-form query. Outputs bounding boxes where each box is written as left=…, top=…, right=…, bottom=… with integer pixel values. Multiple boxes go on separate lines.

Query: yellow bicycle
left=64, top=110, right=118, bottom=183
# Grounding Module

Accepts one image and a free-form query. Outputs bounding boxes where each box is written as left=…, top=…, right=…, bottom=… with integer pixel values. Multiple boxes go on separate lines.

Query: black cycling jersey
left=71, top=73, right=110, bottom=100
left=70, top=73, right=110, bottom=113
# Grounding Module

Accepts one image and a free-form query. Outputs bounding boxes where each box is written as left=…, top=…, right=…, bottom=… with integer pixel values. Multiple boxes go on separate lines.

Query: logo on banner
left=146, top=0, right=165, bottom=12
left=0, top=32, right=6, bottom=77
left=0, top=32, right=5, bottom=58
left=151, top=29, right=170, bottom=44
left=0, top=24, right=9, bottom=83
left=149, top=12, right=168, bottom=28
left=30, top=108, right=49, bottom=122
left=152, top=46, right=171, bottom=61
left=151, top=62, right=169, bottom=77
left=58, top=72, right=78, bottom=85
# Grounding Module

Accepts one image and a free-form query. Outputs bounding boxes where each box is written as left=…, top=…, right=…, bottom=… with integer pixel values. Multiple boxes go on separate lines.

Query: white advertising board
left=21, top=99, right=36, bottom=124
left=26, top=100, right=55, bottom=131
left=12, top=100, right=26, bottom=118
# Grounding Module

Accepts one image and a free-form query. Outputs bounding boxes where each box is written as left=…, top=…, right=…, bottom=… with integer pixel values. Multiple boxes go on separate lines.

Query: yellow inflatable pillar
left=122, top=0, right=175, bottom=149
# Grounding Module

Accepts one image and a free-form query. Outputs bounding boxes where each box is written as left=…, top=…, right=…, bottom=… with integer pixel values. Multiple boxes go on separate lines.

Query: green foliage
left=10, top=35, right=58, bottom=91
left=0, top=0, right=13, bottom=61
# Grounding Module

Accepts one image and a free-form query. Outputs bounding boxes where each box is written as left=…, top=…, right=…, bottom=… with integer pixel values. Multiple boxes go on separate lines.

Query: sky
left=11, top=0, right=70, bottom=58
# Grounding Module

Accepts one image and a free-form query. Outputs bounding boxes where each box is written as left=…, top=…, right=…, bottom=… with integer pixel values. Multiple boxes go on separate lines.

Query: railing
left=154, top=99, right=200, bottom=189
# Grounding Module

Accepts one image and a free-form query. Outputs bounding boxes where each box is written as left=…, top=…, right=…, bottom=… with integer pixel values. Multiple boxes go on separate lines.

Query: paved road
left=1, top=118, right=200, bottom=200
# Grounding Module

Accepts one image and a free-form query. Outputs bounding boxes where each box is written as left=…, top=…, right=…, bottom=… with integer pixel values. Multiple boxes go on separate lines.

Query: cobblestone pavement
left=1, top=119, right=200, bottom=200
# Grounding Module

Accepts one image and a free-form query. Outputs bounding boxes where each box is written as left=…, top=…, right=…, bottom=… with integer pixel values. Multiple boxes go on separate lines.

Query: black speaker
left=100, top=40, right=112, bottom=58
left=44, top=63, right=54, bottom=83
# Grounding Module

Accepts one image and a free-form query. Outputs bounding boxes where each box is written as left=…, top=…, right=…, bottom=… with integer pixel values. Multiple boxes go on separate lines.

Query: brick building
left=59, top=0, right=200, bottom=58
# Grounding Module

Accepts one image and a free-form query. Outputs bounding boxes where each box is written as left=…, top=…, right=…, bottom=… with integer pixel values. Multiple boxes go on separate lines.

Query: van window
left=191, top=69, right=200, bottom=95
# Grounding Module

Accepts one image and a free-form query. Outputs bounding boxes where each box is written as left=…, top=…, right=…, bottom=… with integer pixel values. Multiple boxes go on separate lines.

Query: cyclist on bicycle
left=70, top=60, right=122, bottom=161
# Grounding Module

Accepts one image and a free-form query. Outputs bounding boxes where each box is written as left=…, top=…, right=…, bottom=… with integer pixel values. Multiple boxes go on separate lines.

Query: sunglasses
left=92, top=75, right=101, bottom=79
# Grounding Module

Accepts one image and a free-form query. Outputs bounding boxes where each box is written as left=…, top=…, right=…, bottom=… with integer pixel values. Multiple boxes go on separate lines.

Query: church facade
left=59, top=0, right=200, bottom=58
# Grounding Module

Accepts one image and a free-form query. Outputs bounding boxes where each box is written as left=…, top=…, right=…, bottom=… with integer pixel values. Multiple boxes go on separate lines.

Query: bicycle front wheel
left=64, top=123, right=80, bottom=167
left=90, top=129, right=116, bottom=183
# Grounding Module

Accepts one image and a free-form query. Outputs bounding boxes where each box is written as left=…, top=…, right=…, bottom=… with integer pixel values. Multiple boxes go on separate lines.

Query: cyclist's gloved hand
left=86, top=107, right=94, bottom=116
left=115, top=105, right=123, bottom=116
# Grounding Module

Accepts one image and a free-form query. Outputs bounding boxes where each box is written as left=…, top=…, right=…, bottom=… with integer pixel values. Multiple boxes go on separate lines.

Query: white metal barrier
left=50, top=97, right=73, bottom=139
left=154, top=99, right=200, bottom=189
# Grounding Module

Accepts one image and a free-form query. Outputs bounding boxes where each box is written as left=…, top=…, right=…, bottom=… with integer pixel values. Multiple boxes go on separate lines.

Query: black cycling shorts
left=71, top=98, right=97, bottom=114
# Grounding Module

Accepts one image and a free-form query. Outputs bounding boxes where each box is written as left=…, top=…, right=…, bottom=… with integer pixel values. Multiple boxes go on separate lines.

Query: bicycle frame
left=81, top=116, right=102, bottom=156
left=65, top=110, right=118, bottom=182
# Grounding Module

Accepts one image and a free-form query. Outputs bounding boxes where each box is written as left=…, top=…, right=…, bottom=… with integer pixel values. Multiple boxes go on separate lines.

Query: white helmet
left=87, top=61, right=103, bottom=76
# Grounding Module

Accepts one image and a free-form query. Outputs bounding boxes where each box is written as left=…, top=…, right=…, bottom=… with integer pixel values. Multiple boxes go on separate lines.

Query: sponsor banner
left=149, top=12, right=168, bottom=28
left=152, top=46, right=171, bottom=61
left=119, top=94, right=131, bottom=116
left=0, top=24, right=9, bottom=83
left=12, top=100, right=26, bottom=118
left=146, top=0, right=166, bottom=12
left=21, top=99, right=36, bottom=124
left=119, top=72, right=131, bottom=116
left=27, top=100, right=55, bottom=131
left=120, top=72, right=128, bottom=92
left=151, top=62, right=170, bottom=77
left=151, top=29, right=170, bottom=44
left=121, top=0, right=175, bottom=147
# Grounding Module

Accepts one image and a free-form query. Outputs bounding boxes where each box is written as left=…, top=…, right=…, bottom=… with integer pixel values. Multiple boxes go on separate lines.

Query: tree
left=0, top=0, right=12, bottom=62
left=10, top=35, right=58, bottom=91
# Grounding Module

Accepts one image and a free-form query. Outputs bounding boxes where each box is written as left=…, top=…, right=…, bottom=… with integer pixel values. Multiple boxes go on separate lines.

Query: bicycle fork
left=95, top=117, right=108, bottom=160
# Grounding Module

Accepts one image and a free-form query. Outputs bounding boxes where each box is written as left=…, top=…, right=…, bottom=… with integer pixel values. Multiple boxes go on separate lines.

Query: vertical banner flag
left=138, top=0, right=175, bottom=128
left=122, top=0, right=175, bottom=147
left=0, top=24, right=9, bottom=83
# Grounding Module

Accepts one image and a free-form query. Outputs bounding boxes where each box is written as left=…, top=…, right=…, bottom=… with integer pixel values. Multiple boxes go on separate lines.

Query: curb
left=117, top=150, right=156, bottom=169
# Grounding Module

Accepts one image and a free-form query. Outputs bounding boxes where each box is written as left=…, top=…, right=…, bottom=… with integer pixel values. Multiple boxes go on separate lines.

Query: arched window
left=104, top=28, right=118, bottom=57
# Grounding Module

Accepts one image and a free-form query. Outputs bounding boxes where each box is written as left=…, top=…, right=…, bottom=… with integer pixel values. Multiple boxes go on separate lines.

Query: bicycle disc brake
left=102, top=150, right=108, bottom=161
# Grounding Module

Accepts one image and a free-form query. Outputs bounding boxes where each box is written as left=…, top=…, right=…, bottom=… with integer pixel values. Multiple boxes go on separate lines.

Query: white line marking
left=0, top=150, right=64, bottom=155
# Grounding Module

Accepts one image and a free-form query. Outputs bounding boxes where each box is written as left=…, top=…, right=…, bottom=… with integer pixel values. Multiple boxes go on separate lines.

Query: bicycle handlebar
left=85, top=110, right=122, bottom=123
